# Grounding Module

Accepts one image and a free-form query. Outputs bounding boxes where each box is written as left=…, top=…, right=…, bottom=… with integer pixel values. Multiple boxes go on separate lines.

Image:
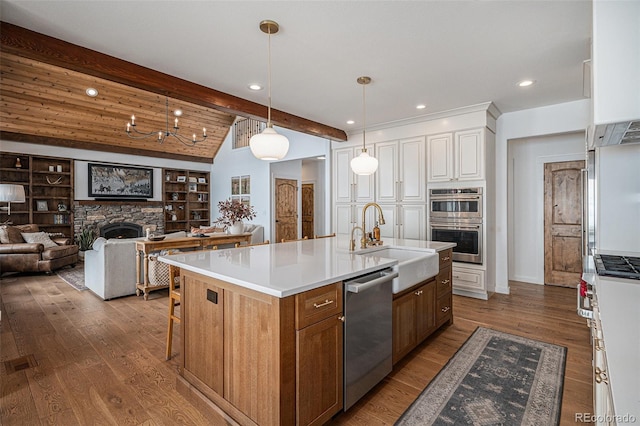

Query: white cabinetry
left=378, top=204, right=426, bottom=240
left=452, top=264, right=487, bottom=300
left=591, top=302, right=615, bottom=425
left=427, top=129, right=484, bottom=182
left=333, top=147, right=375, bottom=204
left=376, top=137, right=426, bottom=203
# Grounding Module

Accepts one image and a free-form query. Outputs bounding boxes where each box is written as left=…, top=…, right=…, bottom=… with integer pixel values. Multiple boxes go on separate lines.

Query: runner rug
left=55, top=263, right=88, bottom=291
left=396, top=327, right=566, bottom=425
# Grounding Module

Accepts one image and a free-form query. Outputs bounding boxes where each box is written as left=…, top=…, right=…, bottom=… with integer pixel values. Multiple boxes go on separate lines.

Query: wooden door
left=301, top=183, right=314, bottom=239
left=275, top=178, right=298, bottom=243
left=544, top=160, right=585, bottom=287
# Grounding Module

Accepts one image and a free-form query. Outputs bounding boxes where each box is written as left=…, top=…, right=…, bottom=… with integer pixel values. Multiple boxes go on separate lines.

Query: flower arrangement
left=214, top=198, right=256, bottom=228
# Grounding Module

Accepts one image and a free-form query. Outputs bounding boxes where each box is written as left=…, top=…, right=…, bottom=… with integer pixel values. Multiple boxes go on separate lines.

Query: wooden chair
left=166, top=246, right=217, bottom=360
left=314, top=233, right=336, bottom=239
left=235, top=240, right=270, bottom=248
left=280, top=236, right=308, bottom=243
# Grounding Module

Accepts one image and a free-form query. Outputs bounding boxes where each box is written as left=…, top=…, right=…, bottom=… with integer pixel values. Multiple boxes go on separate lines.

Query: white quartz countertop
left=159, top=235, right=455, bottom=298
left=594, top=274, right=640, bottom=421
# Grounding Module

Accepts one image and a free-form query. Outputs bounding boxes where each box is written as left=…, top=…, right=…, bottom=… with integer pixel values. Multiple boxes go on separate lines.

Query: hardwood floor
left=1, top=274, right=592, bottom=425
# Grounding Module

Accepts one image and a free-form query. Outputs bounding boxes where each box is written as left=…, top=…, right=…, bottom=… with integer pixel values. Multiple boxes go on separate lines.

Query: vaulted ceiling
left=0, top=23, right=346, bottom=163
left=0, top=1, right=592, bottom=163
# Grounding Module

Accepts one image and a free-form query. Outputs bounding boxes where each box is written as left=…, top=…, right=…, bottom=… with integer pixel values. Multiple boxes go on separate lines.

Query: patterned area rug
left=55, top=263, right=87, bottom=291
left=396, top=327, right=566, bottom=425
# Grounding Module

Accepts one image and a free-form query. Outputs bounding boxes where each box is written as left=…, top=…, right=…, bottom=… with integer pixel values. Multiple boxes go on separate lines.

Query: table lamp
left=0, top=184, right=26, bottom=215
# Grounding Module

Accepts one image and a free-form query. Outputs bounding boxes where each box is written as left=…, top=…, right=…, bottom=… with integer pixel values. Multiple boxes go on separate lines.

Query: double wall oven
left=429, top=188, right=483, bottom=264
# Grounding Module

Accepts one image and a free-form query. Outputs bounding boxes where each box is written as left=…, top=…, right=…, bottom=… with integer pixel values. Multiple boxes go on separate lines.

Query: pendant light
left=350, top=76, right=378, bottom=175
left=249, top=20, right=289, bottom=161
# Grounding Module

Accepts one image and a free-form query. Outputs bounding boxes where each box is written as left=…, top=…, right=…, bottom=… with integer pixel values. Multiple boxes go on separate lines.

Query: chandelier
left=249, top=20, right=290, bottom=161
left=350, top=76, right=378, bottom=175
left=125, top=97, right=207, bottom=146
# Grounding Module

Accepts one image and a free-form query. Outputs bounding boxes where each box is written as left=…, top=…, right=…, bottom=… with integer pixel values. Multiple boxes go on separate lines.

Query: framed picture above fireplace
left=88, top=163, right=153, bottom=198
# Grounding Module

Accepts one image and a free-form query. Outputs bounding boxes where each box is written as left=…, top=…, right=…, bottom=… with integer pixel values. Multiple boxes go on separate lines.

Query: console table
left=135, top=233, right=252, bottom=300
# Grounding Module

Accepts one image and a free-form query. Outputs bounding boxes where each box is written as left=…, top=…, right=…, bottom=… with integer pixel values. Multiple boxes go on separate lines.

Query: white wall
left=496, top=99, right=591, bottom=293
left=508, top=132, right=584, bottom=285
left=210, top=126, right=331, bottom=240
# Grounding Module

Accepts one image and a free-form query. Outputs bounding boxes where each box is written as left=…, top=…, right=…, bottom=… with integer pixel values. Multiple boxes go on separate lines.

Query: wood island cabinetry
left=392, top=249, right=453, bottom=364
left=180, top=270, right=343, bottom=426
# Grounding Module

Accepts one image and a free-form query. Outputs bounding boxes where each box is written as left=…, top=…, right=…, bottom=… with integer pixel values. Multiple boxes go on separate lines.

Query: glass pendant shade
left=350, top=150, right=379, bottom=175
left=249, top=127, right=290, bottom=160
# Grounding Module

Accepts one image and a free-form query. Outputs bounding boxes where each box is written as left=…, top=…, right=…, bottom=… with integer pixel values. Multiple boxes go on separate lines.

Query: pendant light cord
left=267, top=26, right=272, bottom=127
left=362, top=81, right=367, bottom=152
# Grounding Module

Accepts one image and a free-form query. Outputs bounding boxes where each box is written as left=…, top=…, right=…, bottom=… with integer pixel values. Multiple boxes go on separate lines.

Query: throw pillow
left=0, top=225, right=25, bottom=244
left=21, top=232, right=58, bottom=248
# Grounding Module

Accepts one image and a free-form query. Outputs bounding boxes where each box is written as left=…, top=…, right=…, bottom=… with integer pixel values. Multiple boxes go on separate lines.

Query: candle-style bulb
left=126, top=123, right=130, bottom=132
left=203, top=128, right=207, bottom=137
left=158, top=131, right=162, bottom=140
left=192, top=133, right=196, bottom=142
left=174, top=118, right=178, bottom=128
left=131, top=115, right=135, bottom=125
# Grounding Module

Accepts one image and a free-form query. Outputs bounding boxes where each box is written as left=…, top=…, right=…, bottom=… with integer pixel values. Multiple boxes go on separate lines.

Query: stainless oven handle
left=581, top=168, right=587, bottom=258
left=346, top=271, right=399, bottom=293
left=430, top=195, right=482, bottom=201
left=431, top=224, right=481, bottom=230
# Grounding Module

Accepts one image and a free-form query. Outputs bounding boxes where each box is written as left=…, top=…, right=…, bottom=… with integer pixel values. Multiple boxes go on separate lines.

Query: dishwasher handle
left=346, top=271, right=398, bottom=293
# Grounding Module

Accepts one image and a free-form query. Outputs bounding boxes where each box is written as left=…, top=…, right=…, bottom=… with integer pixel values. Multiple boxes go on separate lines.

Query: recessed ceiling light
left=85, top=88, right=98, bottom=97
left=248, top=84, right=263, bottom=91
left=346, top=120, right=355, bottom=125
left=316, top=156, right=326, bottom=160
left=416, top=104, right=426, bottom=110
left=173, top=109, right=183, bottom=117
left=518, top=80, right=535, bottom=87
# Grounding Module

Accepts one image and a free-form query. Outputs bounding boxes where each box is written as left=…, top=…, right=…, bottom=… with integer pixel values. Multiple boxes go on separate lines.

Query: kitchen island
left=160, top=236, right=454, bottom=426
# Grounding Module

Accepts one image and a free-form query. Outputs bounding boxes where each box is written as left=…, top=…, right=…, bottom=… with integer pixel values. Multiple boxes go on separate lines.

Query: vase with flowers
left=214, top=198, right=257, bottom=235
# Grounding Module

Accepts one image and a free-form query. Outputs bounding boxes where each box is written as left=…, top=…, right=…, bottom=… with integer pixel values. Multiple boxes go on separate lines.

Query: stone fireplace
left=100, top=222, right=143, bottom=239
left=73, top=201, right=164, bottom=239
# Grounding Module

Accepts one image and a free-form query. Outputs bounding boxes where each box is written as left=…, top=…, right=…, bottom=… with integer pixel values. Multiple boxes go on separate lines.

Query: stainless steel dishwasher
left=344, top=268, right=398, bottom=410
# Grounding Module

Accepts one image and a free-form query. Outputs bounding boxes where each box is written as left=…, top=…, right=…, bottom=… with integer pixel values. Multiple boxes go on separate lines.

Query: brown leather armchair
left=0, top=224, right=79, bottom=274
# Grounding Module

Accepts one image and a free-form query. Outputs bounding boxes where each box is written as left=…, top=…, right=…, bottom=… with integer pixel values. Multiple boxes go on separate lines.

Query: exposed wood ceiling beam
left=0, top=21, right=348, bottom=142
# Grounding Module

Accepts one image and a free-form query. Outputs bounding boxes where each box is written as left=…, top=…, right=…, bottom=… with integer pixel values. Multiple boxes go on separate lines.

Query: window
left=233, top=118, right=265, bottom=149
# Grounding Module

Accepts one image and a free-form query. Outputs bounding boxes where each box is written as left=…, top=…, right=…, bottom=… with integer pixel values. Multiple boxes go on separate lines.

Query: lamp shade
left=350, top=151, right=379, bottom=175
left=249, top=127, right=290, bottom=160
left=0, top=184, right=26, bottom=202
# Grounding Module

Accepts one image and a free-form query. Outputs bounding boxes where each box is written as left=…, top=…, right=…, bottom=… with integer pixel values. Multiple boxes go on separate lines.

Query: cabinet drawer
left=436, top=293, right=452, bottom=324
left=436, top=266, right=452, bottom=295
left=438, top=249, right=453, bottom=268
left=452, top=266, right=485, bottom=291
left=296, top=282, right=343, bottom=329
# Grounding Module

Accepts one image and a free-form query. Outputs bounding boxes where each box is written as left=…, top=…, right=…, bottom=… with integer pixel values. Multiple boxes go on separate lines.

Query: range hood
left=589, top=120, right=640, bottom=149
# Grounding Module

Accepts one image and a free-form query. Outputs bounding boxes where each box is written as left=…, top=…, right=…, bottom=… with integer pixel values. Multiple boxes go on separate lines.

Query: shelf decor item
left=88, top=163, right=153, bottom=198
left=214, top=198, right=256, bottom=234
left=36, top=200, right=48, bottom=211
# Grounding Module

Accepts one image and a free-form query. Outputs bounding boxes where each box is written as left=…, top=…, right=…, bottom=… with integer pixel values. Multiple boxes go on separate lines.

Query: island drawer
left=296, top=282, right=343, bottom=329
left=439, top=249, right=453, bottom=268
left=436, top=293, right=452, bottom=324
left=436, top=266, right=452, bottom=294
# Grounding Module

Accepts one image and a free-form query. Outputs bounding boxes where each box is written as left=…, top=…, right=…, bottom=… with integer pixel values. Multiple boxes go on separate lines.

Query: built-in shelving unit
left=163, top=168, right=210, bottom=233
left=0, top=152, right=74, bottom=237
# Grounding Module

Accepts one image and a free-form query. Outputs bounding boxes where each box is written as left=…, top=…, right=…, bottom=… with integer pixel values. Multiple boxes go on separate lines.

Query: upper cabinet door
left=427, top=133, right=453, bottom=182
left=354, top=150, right=375, bottom=203
left=399, top=137, right=426, bottom=202
left=455, top=129, right=484, bottom=181
left=333, top=148, right=354, bottom=203
left=375, top=141, right=399, bottom=203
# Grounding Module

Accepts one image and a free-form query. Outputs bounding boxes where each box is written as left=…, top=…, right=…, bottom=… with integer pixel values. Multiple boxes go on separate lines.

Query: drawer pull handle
left=441, top=306, right=450, bottom=313
left=441, top=279, right=450, bottom=284
left=594, top=367, right=608, bottom=384
left=414, top=290, right=423, bottom=296
left=313, top=299, right=334, bottom=309
left=594, top=337, right=604, bottom=351
left=338, top=315, right=345, bottom=322
left=442, top=256, right=450, bottom=261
